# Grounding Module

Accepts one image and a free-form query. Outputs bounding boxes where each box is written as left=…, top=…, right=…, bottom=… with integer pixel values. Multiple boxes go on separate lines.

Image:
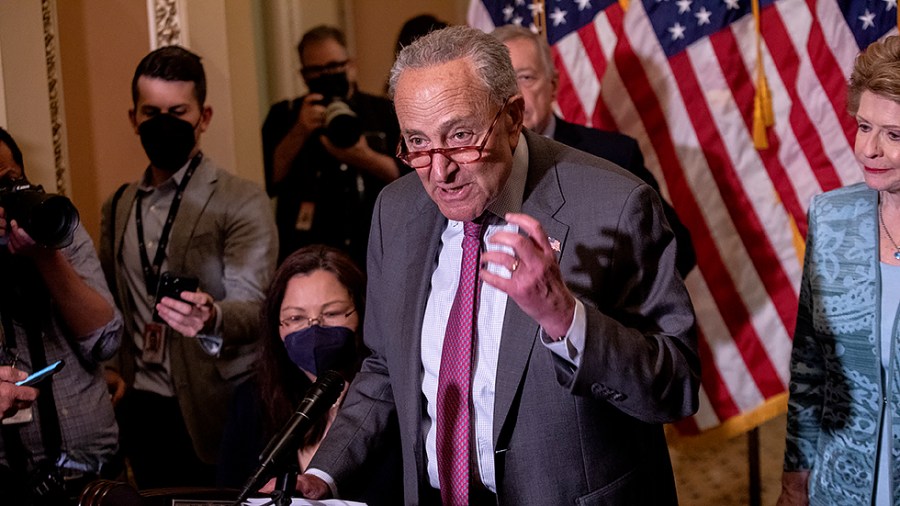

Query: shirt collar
left=138, top=156, right=196, bottom=193
left=485, top=131, right=528, bottom=220
left=539, top=114, right=557, bottom=139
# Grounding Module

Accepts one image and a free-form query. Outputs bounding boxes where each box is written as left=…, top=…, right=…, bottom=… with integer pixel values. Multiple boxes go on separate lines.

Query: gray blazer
left=310, top=131, right=699, bottom=505
left=99, top=156, right=278, bottom=463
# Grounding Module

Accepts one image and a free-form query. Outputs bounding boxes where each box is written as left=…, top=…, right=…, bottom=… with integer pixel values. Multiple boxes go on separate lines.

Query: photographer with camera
left=263, top=25, right=404, bottom=266
left=0, top=126, right=124, bottom=505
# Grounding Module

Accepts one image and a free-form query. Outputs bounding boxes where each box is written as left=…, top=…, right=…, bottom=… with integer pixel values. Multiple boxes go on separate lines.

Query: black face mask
left=306, top=72, right=351, bottom=102
left=138, top=114, right=198, bottom=172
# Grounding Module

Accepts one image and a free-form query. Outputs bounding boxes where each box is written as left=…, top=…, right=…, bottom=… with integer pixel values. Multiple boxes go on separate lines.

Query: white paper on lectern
left=243, top=499, right=366, bottom=506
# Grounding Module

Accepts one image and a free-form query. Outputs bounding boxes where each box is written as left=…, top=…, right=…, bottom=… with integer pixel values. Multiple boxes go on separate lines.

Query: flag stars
left=885, top=0, right=897, bottom=11
left=515, top=0, right=525, bottom=6
left=512, top=15, right=524, bottom=26
left=695, top=6, right=712, bottom=24
left=676, top=0, right=692, bottom=14
left=723, top=0, right=740, bottom=9
left=859, top=9, right=876, bottom=29
left=576, top=0, right=592, bottom=11
left=528, top=2, right=544, bottom=15
left=550, top=6, right=568, bottom=26
left=503, top=5, right=515, bottom=21
left=669, top=22, right=687, bottom=40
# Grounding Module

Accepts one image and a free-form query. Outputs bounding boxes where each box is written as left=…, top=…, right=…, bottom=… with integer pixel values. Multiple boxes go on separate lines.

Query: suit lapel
left=114, top=185, right=138, bottom=261
left=165, top=159, right=217, bottom=273
left=493, top=131, right=570, bottom=445
left=395, top=194, right=445, bottom=490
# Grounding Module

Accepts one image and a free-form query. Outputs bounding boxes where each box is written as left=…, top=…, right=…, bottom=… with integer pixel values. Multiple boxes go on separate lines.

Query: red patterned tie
left=437, top=220, right=483, bottom=506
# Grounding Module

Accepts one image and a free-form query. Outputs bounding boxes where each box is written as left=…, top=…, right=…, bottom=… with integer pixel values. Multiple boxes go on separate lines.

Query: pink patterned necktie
left=437, top=220, right=483, bottom=506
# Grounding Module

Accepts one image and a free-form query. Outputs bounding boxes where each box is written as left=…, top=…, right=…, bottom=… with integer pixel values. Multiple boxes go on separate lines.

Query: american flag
left=470, top=0, right=897, bottom=437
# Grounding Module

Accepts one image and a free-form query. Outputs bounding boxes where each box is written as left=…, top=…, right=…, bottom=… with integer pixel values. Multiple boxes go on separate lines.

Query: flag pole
left=751, top=0, right=774, bottom=150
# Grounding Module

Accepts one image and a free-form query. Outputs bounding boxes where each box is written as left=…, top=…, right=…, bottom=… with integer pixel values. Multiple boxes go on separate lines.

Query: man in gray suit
left=100, top=46, right=277, bottom=488
left=298, top=26, right=698, bottom=505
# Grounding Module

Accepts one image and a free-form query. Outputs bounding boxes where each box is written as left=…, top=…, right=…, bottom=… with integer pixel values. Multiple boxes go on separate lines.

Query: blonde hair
left=848, top=35, right=900, bottom=115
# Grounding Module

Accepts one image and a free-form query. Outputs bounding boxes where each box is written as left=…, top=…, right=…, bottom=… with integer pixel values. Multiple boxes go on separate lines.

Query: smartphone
left=15, top=360, right=65, bottom=387
left=152, top=272, right=200, bottom=323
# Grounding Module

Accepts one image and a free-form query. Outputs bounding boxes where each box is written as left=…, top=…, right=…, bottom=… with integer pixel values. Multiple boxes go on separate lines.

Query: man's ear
left=128, top=109, right=139, bottom=134
left=198, top=105, right=213, bottom=133
left=346, top=58, right=359, bottom=89
left=506, top=94, right=526, bottom=144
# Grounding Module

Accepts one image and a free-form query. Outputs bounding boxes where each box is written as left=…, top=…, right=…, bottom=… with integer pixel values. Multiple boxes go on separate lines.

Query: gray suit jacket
left=99, top=156, right=278, bottom=463
left=311, top=131, right=699, bottom=505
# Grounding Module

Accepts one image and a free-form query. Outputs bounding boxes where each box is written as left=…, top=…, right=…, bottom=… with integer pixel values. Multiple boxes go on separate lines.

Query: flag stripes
left=471, top=0, right=894, bottom=435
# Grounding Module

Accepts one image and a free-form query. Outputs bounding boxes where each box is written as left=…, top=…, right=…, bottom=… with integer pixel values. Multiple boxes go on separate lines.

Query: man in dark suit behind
left=493, top=25, right=696, bottom=278
left=295, top=26, right=699, bottom=505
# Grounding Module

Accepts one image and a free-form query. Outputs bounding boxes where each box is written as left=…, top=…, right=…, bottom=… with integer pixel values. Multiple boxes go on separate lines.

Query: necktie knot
left=463, top=220, right=483, bottom=240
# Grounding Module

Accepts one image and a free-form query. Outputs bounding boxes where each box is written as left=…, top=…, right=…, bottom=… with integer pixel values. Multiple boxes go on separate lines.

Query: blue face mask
left=283, top=325, right=356, bottom=376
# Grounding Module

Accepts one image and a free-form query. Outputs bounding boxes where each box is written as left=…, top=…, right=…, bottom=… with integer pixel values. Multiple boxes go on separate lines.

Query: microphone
left=235, top=370, right=345, bottom=504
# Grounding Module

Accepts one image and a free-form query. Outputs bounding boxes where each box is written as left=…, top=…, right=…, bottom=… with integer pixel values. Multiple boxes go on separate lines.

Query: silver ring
left=510, top=258, right=519, bottom=273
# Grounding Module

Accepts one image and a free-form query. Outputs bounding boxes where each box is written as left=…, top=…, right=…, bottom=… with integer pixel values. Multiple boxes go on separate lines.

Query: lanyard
left=135, top=153, right=202, bottom=295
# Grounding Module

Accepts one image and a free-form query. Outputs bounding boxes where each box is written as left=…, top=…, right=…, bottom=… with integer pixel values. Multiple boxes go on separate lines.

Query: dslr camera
left=323, top=99, right=363, bottom=149
left=0, top=178, right=80, bottom=249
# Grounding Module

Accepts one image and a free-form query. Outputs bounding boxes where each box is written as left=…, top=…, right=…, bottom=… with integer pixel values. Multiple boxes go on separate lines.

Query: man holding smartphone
left=0, top=126, right=124, bottom=505
left=100, top=46, right=277, bottom=488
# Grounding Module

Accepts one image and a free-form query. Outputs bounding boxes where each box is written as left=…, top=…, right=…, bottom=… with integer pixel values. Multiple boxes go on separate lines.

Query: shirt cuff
left=196, top=302, right=225, bottom=356
left=305, top=468, right=339, bottom=499
left=540, top=299, right=585, bottom=367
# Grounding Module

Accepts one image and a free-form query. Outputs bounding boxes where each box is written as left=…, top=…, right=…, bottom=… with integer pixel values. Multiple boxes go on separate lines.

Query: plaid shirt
left=0, top=223, right=123, bottom=475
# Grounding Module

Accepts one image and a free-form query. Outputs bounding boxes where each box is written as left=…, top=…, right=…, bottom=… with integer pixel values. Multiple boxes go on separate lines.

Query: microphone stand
left=232, top=371, right=345, bottom=506
left=248, top=461, right=297, bottom=506
left=272, top=462, right=299, bottom=506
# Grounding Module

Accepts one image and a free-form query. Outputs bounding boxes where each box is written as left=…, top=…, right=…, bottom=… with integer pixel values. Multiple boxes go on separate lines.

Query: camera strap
left=0, top=309, right=62, bottom=475
left=134, top=153, right=202, bottom=295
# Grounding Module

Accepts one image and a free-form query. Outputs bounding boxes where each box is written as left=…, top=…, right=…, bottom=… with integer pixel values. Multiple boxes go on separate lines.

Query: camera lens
left=28, top=194, right=80, bottom=249
left=324, top=101, right=362, bottom=148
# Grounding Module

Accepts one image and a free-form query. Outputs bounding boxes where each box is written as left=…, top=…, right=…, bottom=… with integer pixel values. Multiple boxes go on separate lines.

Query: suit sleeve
left=306, top=191, right=401, bottom=492
left=618, top=138, right=696, bottom=278
left=566, top=184, right=700, bottom=423
left=215, top=182, right=278, bottom=347
left=58, top=223, right=124, bottom=364
left=783, top=197, right=823, bottom=472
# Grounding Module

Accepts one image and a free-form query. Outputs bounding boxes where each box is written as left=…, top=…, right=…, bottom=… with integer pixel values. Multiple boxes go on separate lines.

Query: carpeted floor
left=670, top=414, right=786, bottom=505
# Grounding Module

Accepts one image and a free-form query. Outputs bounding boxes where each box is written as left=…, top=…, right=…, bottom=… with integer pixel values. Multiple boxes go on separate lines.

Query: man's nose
left=431, top=152, right=458, bottom=182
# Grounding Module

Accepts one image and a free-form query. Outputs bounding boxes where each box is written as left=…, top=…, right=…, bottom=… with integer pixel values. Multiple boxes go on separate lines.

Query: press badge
left=295, top=202, right=315, bottom=231
left=1, top=406, right=33, bottom=425
left=142, top=322, right=167, bottom=364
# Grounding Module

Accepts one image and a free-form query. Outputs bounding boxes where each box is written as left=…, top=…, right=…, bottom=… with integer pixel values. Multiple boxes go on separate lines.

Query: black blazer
left=553, top=116, right=696, bottom=277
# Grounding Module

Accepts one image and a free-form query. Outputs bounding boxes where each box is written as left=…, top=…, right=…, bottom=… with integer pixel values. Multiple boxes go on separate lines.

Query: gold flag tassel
left=532, top=0, right=546, bottom=35
left=752, top=0, right=774, bottom=150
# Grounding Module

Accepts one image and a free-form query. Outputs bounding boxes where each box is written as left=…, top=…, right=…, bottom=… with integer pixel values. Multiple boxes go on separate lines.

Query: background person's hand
left=104, top=368, right=126, bottom=407
left=5, top=216, right=45, bottom=258
left=297, top=93, right=327, bottom=135
left=0, top=366, right=38, bottom=419
left=156, top=290, right=216, bottom=337
left=776, top=470, right=810, bottom=506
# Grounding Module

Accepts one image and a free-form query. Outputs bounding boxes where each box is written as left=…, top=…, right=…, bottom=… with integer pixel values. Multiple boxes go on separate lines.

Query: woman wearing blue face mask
left=217, top=245, right=401, bottom=503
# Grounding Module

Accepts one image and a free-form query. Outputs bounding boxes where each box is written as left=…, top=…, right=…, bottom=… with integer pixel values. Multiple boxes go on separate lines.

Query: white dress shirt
left=420, top=133, right=586, bottom=492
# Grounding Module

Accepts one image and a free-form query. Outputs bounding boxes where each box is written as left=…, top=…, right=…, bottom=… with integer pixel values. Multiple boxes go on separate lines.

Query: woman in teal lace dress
left=779, top=35, right=900, bottom=506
